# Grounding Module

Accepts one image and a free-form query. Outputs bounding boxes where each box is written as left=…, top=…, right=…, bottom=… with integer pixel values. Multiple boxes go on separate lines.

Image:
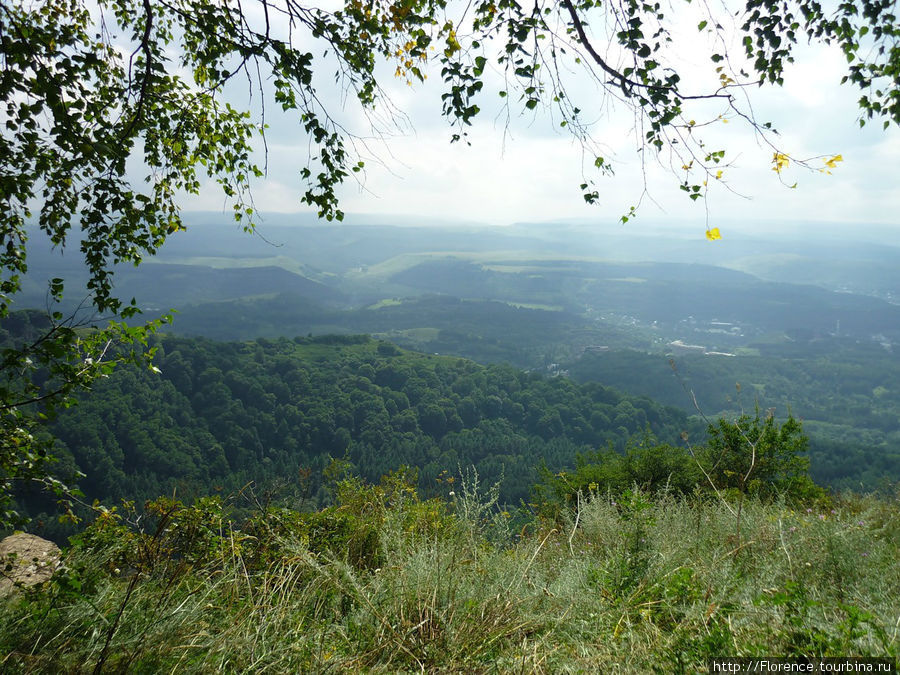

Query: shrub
left=533, top=438, right=701, bottom=516
left=700, top=411, right=824, bottom=503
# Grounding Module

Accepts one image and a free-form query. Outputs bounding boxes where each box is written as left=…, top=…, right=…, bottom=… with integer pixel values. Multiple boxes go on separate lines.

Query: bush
left=533, top=438, right=701, bottom=515
left=699, top=411, right=824, bottom=503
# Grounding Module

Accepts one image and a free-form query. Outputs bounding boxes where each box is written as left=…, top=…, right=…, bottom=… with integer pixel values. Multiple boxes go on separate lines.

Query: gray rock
left=0, top=533, right=61, bottom=596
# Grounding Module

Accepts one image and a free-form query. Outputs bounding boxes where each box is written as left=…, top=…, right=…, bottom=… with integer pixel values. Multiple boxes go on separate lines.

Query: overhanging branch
left=560, top=0, right=733, bottom=103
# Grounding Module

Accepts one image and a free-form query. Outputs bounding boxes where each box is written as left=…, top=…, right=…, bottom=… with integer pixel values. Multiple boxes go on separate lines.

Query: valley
left=14, top=215, right=900, bottom=501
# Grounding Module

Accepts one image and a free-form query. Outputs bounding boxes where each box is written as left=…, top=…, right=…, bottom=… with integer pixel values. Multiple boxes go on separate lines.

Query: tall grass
left=1, top=480, right=897, bottom=673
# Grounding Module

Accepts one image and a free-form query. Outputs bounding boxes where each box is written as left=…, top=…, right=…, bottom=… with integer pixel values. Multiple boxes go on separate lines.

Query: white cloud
left=180, top=7, right=900, bottom=232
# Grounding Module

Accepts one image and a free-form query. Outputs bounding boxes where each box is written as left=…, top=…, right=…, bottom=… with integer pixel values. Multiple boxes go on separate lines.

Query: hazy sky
left=179, top=7, right=900, bottom=234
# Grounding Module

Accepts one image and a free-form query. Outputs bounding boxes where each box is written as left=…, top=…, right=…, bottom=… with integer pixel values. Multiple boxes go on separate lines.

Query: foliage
left=0, top=310, right=169, bottom=528
left=0, top=479, right=897, bottom=672
left=570, top=344, right=900, bottom=491
left=13, top=332, right=691, bottom=524
left=533, top=437, right=702, bottom=515
left=700, top=411, right=824, bottom=501
left=533, top=414, right=824, bottom=518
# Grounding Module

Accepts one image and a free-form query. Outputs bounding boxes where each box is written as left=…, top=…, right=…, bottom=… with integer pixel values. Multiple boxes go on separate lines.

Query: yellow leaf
left=772, top=152, right=790, bottom=173
left=824, top=154, right=843, bottom=169
left=706, top=227, right=722, bottom=241
left=445, top=29, right=460, bottom=56
left=715, top=170, right=723, bottom=179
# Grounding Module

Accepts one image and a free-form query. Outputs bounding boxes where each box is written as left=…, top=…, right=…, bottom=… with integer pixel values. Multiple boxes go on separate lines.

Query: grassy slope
left=2, top=483, right=898, bottom=673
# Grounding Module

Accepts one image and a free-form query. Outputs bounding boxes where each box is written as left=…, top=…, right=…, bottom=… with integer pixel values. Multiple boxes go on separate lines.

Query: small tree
left=701, top=411, right=822, bottom=502
left=533, top=437, right=702, bottom=517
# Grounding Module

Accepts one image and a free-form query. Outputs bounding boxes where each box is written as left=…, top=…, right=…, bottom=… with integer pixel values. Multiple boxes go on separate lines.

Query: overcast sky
left=179, top=7, right=900, bottom=235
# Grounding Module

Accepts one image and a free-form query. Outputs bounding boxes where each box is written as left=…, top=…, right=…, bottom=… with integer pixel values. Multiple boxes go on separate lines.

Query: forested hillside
left=569, top=344, right=900, bottom=490
left=167, top=293, right=640, bottom=366
left=41, top=333, right=692, bottom=519
left=163, top=289, right=900, bottom=492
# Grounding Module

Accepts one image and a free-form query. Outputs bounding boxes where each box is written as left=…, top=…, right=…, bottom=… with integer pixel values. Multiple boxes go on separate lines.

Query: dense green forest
left=163, top=290, right=900, bottom=492
left=8, top=290, right=895, bottom=528
left=31, top=330, right=692, bottom=523
left=568, top=344, right=900, bottom=490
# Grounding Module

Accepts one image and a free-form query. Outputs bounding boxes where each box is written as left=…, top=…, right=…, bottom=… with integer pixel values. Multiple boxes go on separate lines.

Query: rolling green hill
left=36, top=334, right=693, bottom=524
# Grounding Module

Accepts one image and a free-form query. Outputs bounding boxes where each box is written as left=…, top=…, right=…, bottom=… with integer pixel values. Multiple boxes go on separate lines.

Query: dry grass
left=1, top=485, right=898, bottom=673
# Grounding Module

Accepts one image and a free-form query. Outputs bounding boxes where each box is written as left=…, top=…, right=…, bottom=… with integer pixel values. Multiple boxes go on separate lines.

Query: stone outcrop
left=0, top=533, right=61, bottom=596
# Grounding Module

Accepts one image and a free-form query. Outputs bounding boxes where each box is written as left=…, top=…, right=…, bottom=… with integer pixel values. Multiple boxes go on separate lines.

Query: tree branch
left=560, top=0, right=732, bottom=102
left=120, top=0, right=155, bottom=143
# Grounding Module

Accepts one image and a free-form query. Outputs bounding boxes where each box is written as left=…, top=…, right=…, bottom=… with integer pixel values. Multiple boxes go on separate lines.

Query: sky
left=178, top=3, right=900, bottom=234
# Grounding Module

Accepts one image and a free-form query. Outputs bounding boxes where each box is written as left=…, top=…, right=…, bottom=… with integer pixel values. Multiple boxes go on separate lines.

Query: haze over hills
left=15, top=213, right=900, bottom=492
left=23, top=213, right=900, bottom=305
